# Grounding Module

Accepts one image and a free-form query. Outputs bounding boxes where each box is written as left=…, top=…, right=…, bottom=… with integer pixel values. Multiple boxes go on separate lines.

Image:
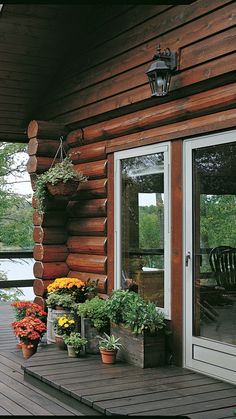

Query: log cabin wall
left=27, top=121, right=70, bottom=309
left=27, top=0, right=236, bottom=363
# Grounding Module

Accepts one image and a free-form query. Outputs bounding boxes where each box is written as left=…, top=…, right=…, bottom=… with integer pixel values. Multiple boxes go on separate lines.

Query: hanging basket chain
left=50, top=136, right=67, bottom=168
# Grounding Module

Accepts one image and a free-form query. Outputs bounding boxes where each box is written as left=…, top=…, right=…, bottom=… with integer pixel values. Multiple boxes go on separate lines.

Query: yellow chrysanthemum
left=47, top=277, right=85, bottom=293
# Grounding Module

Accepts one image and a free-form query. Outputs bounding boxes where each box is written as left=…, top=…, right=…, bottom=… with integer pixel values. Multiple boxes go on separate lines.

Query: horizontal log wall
left=38, top=0, right=235, bottom=127
left=26, top=1, right=236, bottom=361
left=65, top=137, right=108, bottom=294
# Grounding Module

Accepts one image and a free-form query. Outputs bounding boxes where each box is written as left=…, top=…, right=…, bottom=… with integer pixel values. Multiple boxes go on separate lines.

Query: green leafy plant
left=77, top=296, right=110, bottom=332
left=63, top=332, right=87, bottom=353
left=106, top=289, right=166, bottom=335
left=105, top=289, right=139, bottom=324
left=34, top=157, right=87, bottom=212
left=97, top=332, right=122, bottom=351
left=46, top=292, right=77, bottom=311
left=124, top=296, right=166, bottom=334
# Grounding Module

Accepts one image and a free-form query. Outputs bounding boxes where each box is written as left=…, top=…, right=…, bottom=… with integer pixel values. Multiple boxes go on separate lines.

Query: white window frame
left=114, top=142, right=171, bottom=319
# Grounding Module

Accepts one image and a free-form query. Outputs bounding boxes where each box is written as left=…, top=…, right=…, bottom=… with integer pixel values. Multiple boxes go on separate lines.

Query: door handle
left=185, top=251, right=191, bottom=267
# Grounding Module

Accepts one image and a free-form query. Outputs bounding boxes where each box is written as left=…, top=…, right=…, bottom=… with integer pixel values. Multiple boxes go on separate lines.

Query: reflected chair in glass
left=209, top=246, right=236, bottom=292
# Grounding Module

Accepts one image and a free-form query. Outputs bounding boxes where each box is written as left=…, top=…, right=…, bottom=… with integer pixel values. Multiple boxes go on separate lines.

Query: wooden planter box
left=110, top=322, right=165, bottom=368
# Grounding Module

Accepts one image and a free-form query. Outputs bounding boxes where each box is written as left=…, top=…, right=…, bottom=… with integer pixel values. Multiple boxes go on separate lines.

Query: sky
left=4, top=151, right=33, bottom=197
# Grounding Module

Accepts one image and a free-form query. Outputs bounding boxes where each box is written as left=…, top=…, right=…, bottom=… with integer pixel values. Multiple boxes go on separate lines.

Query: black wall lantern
left=146, top=44, right=177, bottom=97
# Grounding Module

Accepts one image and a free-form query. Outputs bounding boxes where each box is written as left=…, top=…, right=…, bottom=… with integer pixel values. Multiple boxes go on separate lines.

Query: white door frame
left=114, top=142, right=171, bottom=319
left=183, top=129, right=236, bottom=385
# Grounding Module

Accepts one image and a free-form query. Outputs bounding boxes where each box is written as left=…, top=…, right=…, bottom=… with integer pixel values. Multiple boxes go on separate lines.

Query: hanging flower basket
left=46, top=180, right=80, bottom=197
left=34, top=137, right=88, bottom=212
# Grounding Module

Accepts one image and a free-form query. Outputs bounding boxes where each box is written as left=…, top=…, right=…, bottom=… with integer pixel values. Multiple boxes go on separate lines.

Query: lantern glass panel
left=149, top=70, right=171, bottom=96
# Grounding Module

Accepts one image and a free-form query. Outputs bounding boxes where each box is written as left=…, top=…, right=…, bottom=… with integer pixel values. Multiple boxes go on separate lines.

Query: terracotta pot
left=55, top=334, right=67, bottom=350
left=100, top=349, right=117, bottom=364
left=21, top=341, right=39, bottom=359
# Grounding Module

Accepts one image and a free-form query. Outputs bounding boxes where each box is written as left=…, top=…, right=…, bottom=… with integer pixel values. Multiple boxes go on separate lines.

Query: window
left=114, top=143, right=171, bottom=317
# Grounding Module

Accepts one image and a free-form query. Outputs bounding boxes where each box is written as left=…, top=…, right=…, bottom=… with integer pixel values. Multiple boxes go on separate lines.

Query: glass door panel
left=115, top=143, right=170, bottom=316
left=192, top=142, right=236, bottom=345
left=121, top=153, right=165, bottom=307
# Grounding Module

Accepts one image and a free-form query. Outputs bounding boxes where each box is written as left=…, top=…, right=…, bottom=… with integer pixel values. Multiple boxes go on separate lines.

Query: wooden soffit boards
left=0, top=3, right=94, bottom=143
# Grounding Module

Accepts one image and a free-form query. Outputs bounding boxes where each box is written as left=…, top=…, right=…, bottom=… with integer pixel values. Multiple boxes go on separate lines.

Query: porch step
left=24, top=370, right=101, bottom=416
left=22, top=344, right=236, bottom=417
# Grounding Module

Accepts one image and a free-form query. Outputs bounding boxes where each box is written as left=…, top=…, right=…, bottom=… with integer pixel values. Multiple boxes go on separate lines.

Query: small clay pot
left=100, top=349, right=117, bottom=364
left=21, top=341, right=39, bottom=359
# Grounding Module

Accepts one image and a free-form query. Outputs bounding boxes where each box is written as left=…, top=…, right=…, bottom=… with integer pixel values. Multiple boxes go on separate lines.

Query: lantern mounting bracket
left=152, top=44, right=177, bottom=71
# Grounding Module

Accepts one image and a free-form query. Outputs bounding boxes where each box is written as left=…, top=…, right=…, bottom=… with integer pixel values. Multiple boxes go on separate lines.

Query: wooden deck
left=1, top=302, right=236, bottom=417
left=0, top=302, right=100, bottom=416
left=23, top=345, right=236, bottom=417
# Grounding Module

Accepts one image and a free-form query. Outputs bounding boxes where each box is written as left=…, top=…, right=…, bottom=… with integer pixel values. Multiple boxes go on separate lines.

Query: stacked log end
left=27, top=120, right=69, bottom=309
left=66, top=132, right=108, bottom=295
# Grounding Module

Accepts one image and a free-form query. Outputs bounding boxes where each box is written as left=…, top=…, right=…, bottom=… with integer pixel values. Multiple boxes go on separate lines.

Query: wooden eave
left=0, top=3, right=94, bottom=143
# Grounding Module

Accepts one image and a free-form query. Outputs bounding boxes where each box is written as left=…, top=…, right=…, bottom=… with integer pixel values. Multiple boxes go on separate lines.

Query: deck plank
left=0, top=302, right=100, bottom=416
left=94, top=383, right=235, bottom=413
left=2, top=301, right=236, bottom=417
left=107, top=389, right=236, bottom=416
left=24, top=345, right=236, bottom=417
left=132, top=397, right=236, bottom=417
left=0, top=382, right=54, bottom=416
left=81, top=376, right=225, bottom=405
left=189, top=406, right=236, bottom=419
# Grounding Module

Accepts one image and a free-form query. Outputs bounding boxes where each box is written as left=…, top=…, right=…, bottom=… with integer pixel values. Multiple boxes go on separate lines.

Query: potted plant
left=63, top=332, right=88, bottom=357
left=11, top=316, right=47, bottom=359
left=34, top=157, right=87, bottom=212
left=106, top=289, right=166, bottom=368
left=77, top=296, right=110, bottom=354
left=53, top=314, right=76, bottom=350
left=46, top=277, right=95, bottom=344
left=47, top=277, right=95, bottom=304
left=97, top=333, right=122, bottom=364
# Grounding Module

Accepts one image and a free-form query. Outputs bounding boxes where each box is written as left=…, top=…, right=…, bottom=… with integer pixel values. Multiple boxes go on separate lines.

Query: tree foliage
left=0, top=142, right=34, bottom=250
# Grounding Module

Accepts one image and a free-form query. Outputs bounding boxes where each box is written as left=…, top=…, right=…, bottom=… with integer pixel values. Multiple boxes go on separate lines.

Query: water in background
left=0, top=258, right=34, bottom=301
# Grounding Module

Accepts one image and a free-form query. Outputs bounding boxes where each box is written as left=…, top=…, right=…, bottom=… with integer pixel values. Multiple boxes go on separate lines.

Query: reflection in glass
left=193, top=142, right=236, bottom=345
left=120, top=152, right=165, bottom=307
